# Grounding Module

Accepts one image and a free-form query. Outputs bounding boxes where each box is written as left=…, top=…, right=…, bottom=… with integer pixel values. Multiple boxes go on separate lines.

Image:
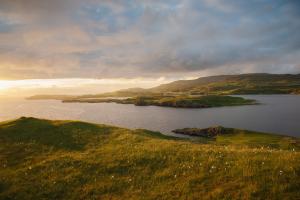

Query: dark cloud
left=0, top=0, right=299, bottom=79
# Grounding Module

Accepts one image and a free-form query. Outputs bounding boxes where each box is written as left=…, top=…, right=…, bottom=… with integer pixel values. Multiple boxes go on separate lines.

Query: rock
left=172, top=126, right=229, bottom=138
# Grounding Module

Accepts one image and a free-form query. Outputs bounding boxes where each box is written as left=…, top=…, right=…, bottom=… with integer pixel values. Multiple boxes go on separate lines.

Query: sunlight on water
left=0, top=95, right=299, bottom=137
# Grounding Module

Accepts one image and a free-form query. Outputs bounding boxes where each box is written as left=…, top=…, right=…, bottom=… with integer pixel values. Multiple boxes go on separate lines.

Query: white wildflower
left=279, top=170, right=283, bottom=175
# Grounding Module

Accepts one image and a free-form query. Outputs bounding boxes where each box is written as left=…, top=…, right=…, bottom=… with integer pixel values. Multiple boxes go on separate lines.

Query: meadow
left=0, top=117, right=299, bottom=199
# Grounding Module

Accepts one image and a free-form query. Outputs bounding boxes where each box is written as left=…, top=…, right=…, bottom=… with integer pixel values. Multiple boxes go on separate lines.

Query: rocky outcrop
left=172, top=126, right=230, bottom=138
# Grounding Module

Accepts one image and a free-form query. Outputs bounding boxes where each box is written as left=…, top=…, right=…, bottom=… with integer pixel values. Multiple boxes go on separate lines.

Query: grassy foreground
left=0, top=117, right=299, bottom=200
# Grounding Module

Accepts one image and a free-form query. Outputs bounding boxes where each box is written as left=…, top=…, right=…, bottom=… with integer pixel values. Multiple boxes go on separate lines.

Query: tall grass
left=0, top=117, right=299, bottom=199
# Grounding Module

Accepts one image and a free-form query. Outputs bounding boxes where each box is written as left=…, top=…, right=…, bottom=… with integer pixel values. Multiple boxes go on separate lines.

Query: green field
left=0, top=117, right=299, bottom=199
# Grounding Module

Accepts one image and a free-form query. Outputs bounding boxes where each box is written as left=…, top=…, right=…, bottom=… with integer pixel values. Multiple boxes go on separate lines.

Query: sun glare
left=0, top=81, right=11, bottom=91
left=0, top=78, right=170, bottom=96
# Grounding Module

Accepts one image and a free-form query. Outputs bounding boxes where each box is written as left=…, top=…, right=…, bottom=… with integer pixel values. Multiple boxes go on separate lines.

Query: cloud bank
left=0, top=0, right=299, bottom=79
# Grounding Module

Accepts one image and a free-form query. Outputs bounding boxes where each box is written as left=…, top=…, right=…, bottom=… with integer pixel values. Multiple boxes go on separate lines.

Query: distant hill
left=150, top=73, right=300, bottom=95
left=28, top=73, right=300, bottom=100
left=95, top=73, right=300, bottom=96
left=27, top=88, right=151, bottom=100
left=0, top=117, right=299, bottom=199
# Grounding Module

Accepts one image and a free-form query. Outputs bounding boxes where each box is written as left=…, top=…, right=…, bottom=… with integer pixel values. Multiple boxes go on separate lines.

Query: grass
left=173, top=127, right=300, bottom=150
left=0, top=117, right=299, bottom=200
left=215, top=129, right=299, bottom=150
left=152, top=73, right=300, bottom=95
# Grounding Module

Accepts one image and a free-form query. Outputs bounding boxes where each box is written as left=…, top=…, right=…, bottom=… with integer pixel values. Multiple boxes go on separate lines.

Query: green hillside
left=0, top=117, right=299, bottom=200
left=151, top=73, right=300, bottom=95
left=28, top=74, right=300, bottom=101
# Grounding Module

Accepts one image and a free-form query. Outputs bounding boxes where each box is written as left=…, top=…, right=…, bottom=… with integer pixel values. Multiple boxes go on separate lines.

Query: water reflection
left=0, top=95, right=299, bottom=137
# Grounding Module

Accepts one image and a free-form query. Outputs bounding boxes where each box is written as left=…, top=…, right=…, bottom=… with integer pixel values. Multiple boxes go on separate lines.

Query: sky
left=0, top=0, right=299, bottom=96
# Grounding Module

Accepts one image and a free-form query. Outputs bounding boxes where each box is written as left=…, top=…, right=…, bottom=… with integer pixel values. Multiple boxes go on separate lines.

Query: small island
left=173, top=126, right=231, bottom=138
left=62, top=95, right=257, bottom=108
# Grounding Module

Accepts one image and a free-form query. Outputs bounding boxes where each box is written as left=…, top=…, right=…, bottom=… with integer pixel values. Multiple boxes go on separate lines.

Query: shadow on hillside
left=0, top=117, right=114, bottom=150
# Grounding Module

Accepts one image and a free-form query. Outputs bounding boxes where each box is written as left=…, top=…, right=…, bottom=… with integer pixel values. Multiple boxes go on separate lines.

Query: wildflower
left=174, top=175, right=177, bottom=178
left=279, top=170, right=283, bottom=175
left=211, top=165, right=216, bottom=169
left=111, top=175, right=114, bottom=179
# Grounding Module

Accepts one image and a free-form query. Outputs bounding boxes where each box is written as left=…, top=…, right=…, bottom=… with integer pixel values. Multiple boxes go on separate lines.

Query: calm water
left=0, top=95, right=299, bottom=137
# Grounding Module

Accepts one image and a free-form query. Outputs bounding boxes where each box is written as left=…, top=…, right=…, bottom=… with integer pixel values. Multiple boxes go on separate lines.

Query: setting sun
left=0, top=78, right=170, bottom=97
left=0, top=81, right=11, bottom=90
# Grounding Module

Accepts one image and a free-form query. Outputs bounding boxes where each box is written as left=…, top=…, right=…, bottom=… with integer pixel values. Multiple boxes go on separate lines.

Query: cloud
left=0, top=77, right=171, bottom=97
left=0, top=0, right=299, bottom=80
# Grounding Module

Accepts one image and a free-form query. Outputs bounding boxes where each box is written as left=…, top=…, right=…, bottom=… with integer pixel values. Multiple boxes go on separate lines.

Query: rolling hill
left=28, top=73, right=300, bottom=101
left=0, top=117, right=299, bottom=199
left=149, top=73, right=300, bottom=95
